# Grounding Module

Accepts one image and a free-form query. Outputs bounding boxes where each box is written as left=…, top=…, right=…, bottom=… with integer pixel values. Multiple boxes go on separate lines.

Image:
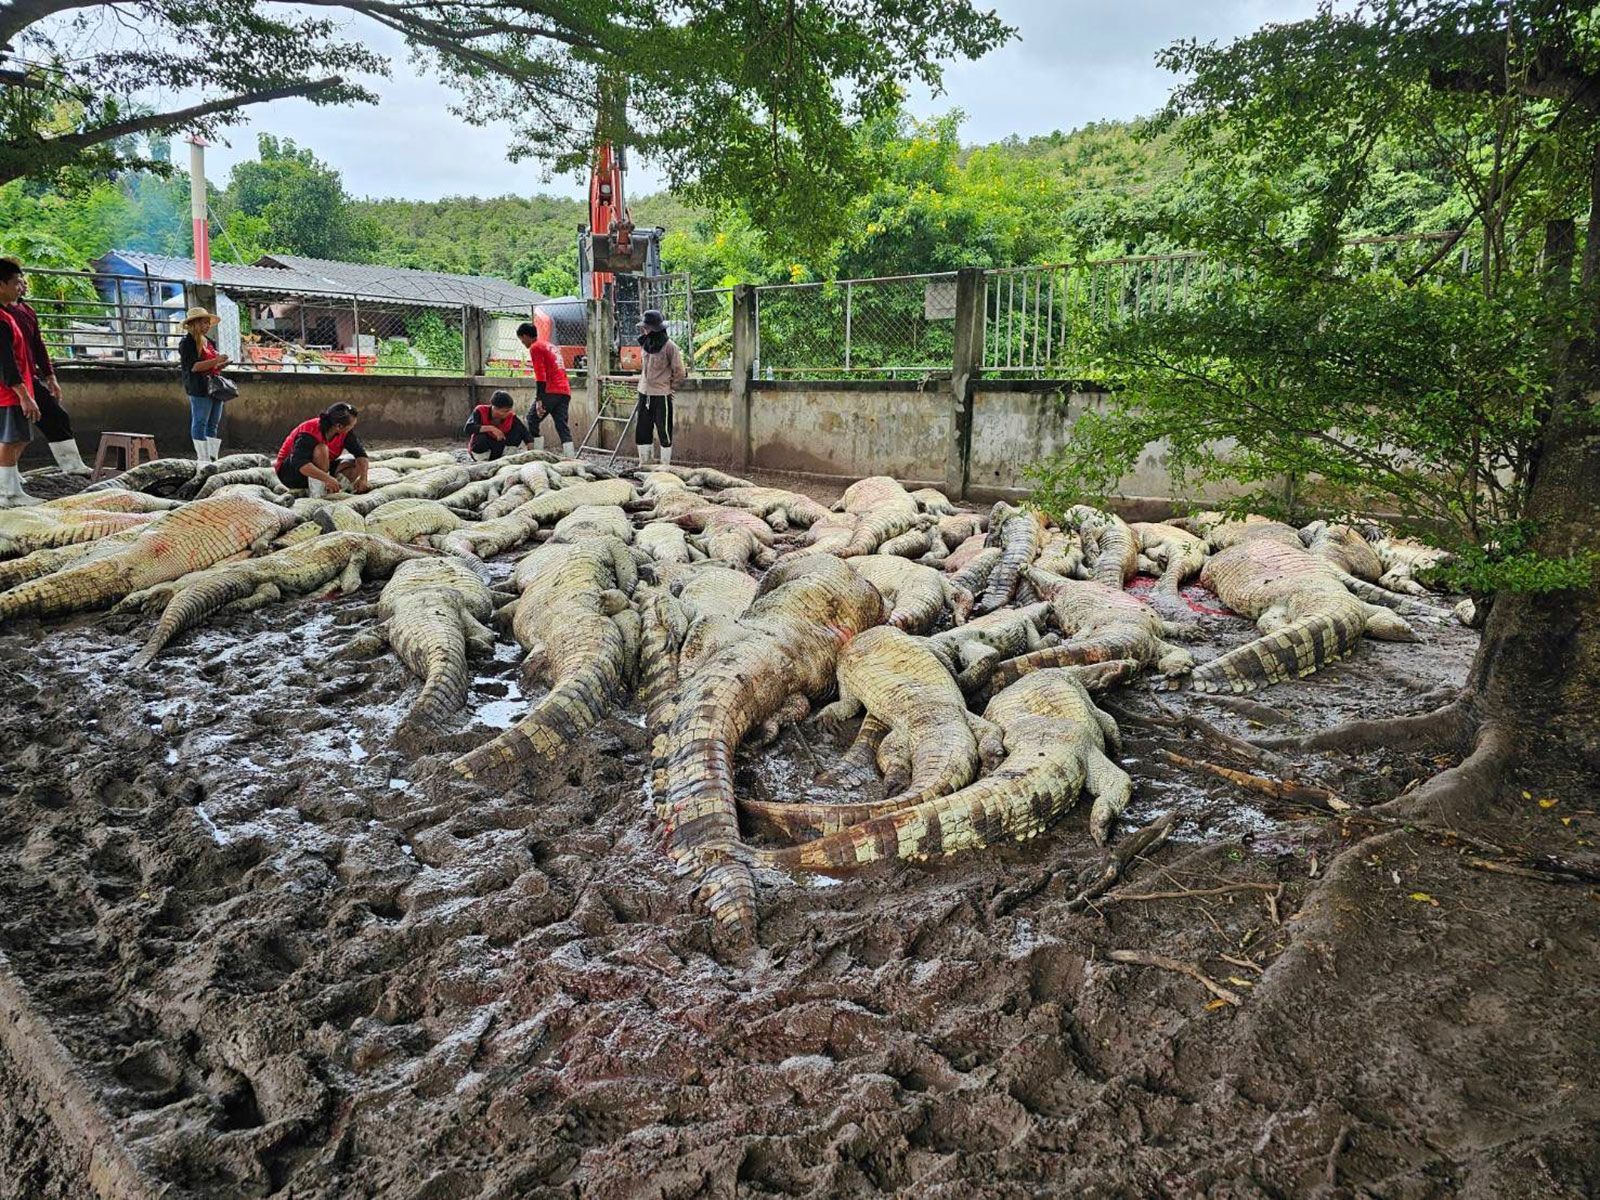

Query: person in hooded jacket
left=633, top=309, right=686, bottom=466
left=462, top=389, right=531, bottom=460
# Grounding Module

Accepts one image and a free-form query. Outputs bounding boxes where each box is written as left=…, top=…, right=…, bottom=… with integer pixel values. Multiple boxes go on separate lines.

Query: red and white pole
left=187, top=136, right=211, bottom=281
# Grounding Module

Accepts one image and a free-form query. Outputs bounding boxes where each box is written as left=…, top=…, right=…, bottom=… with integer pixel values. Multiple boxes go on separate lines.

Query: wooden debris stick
left=1219, top=952, right=1264, bottom=975
left=1106, top=949, right=1243, bottom=1006
left=1101, top=882, right=1280, bottom=904
left=1156, top=748, right=1350, bottom=810
left=1064, top=812, right=1179, bottom=913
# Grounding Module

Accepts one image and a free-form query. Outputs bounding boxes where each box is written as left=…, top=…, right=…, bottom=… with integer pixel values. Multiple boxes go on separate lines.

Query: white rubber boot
left=0, top=465, right=39, bottom=507
left=471, top=450, right=492, bottom=462
left=562, top=442, right=575, bottom=457
left=48, top=439, right=92, bottom=476
left=532, top=436, right=545, bottom=451
left=208, top=437, right=222, bottom=461
left=659, top=446, right=672, bottom=467
left=192, top=438, right=211, bottom=464
left=637, top=445, right=651, bottom=466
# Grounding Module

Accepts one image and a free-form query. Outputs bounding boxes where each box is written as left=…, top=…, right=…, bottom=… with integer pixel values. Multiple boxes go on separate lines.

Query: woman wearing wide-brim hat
left=179, top=305, right=231, bottom=463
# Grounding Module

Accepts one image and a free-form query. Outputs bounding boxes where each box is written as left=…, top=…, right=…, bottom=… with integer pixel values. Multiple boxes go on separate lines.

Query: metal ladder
left=576, top=376, right=639, bottom=467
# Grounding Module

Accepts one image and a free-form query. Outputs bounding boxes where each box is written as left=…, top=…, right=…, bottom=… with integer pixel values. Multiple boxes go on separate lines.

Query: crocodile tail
left=693, top=856, right=758, bottom=939
left=762, top=766, right=1047, bottom=871
left=451, top=625, right=626, bottom=779
left=133, top=573, right=257, bottom=667
left=1190, top=607, right=1365, bottom=693
left=988, top=633, right=1150, bottom=691
left=399, top=622, right=472, bottom=730
left=0, top=559, right=122, bottom=623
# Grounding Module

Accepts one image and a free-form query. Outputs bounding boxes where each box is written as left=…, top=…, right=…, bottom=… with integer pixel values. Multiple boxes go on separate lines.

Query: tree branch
left=43, top=77, right=344, bottom=152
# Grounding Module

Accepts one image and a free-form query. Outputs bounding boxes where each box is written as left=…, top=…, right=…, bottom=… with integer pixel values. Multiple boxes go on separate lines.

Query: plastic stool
left=91, top=432, right=159, bottom=482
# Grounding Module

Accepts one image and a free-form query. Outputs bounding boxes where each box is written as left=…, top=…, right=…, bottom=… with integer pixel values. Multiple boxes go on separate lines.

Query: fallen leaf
left=1539, top=797, right=1560, bottom=809
left=1409, top=892, right=1440, bottom=906
left=1523, top=790, right=1534, bottom=800
left=1561, top=817, right=1575, bottom=827
left=1226, top=976, right=1255, bottom=987
left=1204, top=998, right=1232, bottom=1012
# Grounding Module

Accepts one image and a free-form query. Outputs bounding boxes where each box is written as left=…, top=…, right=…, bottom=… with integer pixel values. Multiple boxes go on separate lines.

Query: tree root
left=1101, top=882, right=1281, bottom=903
left=1104, top=949, right=1243, bottom=1006
left=1061, top=812, right=1179, bottom=914
left=1375, top=717, right=1513, bottom=826
left=1252, top=698, right=1470, bottom=756
left=1194, top=693, right=1294, bottom=725
left=1156, top=743, right=1600, bottom=887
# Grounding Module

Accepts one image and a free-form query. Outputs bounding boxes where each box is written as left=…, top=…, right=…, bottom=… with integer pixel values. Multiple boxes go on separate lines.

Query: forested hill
left=0, top=111, right=1462, bottom=293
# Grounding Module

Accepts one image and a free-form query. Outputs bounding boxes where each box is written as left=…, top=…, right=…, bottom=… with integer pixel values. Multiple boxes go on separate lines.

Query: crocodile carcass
left=847, top=554, right=966, bottom=633
left=712, top=486, right=831, bottom=531
left=739, top=625, right=1001, bottom=840
left=342, top=557, right=496, bottom=729
left=1063, top=504, right=1139, bottom=589
left=925, top=602, right=1053, bottom=692
left=833, top=476, right=925, bottom=557
left=451, top=536, right=640, bottom=779
left=551, top=505, right=633, bottom=544
left=0, top=505, right=160, bottom=557
left=987, top=569, right=1196, bottom=689
left=429, top=506, right=542, bottom=561
left=122, top=531, right=428, bottom=667
left=1131, top=522, right=1207, bottom=594
left=82, top=457, right=200, bottom=496
left=363, top=499, right=465, bottom=544
left=1190, top=520, right=1420, bottom=693
left=0, top=495, right=296, bottom=623
left=760, top=662, right=1137, bottom=869
left=974, top=503, right=1045, bottom=614
left=656, top=556, right=885, bottom=937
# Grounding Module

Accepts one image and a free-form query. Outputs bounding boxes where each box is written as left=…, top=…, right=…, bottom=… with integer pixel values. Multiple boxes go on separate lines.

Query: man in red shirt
left=0, top=259, right=91, bottom=476
left=517, top=321, right=574, bottom=457
left=0, top=259, right=42, bottom=507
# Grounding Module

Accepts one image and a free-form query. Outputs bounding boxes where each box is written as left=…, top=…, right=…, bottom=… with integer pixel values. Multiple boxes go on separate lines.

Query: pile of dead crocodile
left=0, top=450, right=1456, bottom=941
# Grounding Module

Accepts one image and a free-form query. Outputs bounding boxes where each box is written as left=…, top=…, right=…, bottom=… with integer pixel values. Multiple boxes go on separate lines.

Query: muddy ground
left=2, top=470, right=1598, bottom=1199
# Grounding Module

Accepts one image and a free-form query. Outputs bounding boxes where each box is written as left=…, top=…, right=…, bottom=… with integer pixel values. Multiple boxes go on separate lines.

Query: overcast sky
left=199, top=0, right=1322, bottom=201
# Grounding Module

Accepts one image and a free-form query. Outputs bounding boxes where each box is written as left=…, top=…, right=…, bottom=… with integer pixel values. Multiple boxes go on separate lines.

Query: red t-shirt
left=0, top=308, right=32, bottom=409
left=527, top=339, right=570, bottom=396
left=473, top=404, right=515, bottom=434
left=274, top=417, right=354, bottom=471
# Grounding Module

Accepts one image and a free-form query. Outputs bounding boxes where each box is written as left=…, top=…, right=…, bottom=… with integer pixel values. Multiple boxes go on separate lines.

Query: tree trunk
left=1464, top=387, right=1600, bottom=774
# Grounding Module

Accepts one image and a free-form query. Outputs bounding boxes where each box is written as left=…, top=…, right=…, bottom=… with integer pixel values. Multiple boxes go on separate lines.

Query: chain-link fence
left=610, top=273, right=731, bottom=373
left=752, top=273, right=958, bottom=379
left=19, top=266, right=470, bottom=376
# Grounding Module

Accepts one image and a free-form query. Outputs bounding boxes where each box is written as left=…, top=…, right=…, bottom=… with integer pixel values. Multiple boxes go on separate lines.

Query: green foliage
left=1027, top=0, right=1600, bottom=595
left=403, top=312, right=464, bottom=373
left=1427, top=521, right=1597, bottom=598
left=221, top=135, right=377, bottom=261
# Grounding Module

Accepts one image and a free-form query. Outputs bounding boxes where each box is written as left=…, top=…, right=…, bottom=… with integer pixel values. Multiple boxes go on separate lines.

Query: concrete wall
left=748, top=381, right=951, bottom=486
left=45, top=366, right=1241, bottom=513
left=38, top=367, right=593, bottom=461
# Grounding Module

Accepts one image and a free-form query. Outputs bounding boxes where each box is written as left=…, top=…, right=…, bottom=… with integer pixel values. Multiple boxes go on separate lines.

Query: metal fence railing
left=982, top=253, right=1217, bottom=377
left=19, top=267, right=470, bottom=376
left=752, top=273, right=958, bottom=379
left=611, top=273, right=732, bottom=374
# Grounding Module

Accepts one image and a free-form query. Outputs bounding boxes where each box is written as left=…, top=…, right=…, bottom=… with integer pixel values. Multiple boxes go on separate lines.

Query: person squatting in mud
left=0, top=262, right=42, bottom=508
left=0, top=258, right=93, bottom=479
left=517, top=321, right=574, bottom=456
left=274, top=402, right=371, bottom=496
left=634, top=308, right=686, bottom=467
left=463, top=389, right=532, bottom=461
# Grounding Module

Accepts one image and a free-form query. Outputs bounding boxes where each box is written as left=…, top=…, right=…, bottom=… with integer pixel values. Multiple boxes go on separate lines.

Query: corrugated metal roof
left=259, top=255, right=546, bottom=309
left=97, top=250, right=546, bottom=311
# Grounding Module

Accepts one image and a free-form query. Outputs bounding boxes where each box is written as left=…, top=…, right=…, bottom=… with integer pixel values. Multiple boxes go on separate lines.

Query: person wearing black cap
left=463, top=389, right=532, bottom=461
left=633, top=309, right=686, bottom=466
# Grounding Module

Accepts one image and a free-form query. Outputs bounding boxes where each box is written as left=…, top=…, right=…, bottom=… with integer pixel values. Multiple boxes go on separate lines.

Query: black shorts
left=0, top=406, right=30, bottom=444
